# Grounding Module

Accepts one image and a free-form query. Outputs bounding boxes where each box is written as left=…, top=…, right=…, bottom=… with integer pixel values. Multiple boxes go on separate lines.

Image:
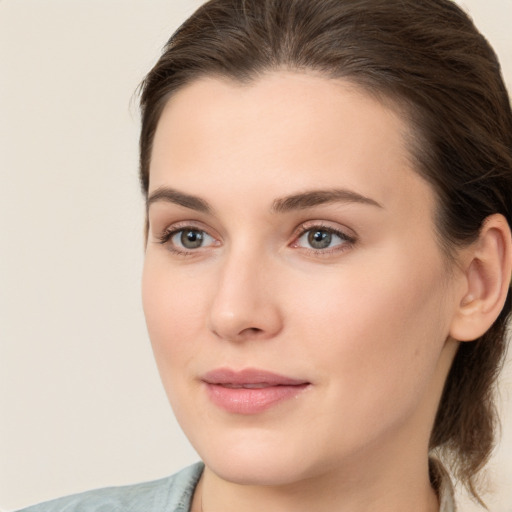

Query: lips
left=202, top=368, right=310, bottom=414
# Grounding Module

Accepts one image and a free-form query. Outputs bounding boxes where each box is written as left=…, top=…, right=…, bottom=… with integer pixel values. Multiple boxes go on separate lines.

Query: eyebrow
left=147, top=187, right=212, bottom=214
left=271, top=189, right=383, bottom=212
left=146, top=186, right=382, bottom=214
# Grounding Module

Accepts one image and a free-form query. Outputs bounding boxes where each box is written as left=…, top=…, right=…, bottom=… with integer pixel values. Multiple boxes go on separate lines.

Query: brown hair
left=139, top=0, right=512, bottom=499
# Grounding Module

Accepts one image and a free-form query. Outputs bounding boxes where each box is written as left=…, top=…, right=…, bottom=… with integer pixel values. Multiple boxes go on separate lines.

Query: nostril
left=210, top=325, right=265, bottom=342
left=242, top=327, right=264, bottom=335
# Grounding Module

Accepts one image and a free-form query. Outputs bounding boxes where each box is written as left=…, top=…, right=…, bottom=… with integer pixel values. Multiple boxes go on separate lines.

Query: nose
left=208, top=248, right=283, bottom=342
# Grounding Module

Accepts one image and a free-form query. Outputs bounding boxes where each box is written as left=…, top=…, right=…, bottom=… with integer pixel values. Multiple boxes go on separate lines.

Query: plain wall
left=1, top=1, right=511, bottom=510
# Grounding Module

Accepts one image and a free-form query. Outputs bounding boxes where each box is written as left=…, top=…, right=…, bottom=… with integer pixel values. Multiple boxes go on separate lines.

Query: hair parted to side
left=139, top=0, right=512, bottom=500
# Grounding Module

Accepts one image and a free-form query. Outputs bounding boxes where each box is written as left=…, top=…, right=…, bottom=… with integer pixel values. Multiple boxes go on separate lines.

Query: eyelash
left=291, top=223, right=357, bottom=255
left=156, top=222, right=357, bottom=256
left=156, top=223, right=216, bottom=256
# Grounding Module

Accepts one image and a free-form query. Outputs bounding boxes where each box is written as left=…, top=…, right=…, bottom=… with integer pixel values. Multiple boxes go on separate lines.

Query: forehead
left=154, top=72, right=410, bottom=159
left=149, top=71, right=432, bottom=218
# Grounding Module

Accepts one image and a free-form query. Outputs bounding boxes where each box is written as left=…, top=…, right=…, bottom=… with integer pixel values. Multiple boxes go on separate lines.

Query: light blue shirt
left=16, top=463, right=204, bottom=512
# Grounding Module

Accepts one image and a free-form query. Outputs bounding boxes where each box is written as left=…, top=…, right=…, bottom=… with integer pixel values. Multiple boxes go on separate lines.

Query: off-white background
left=1, top=1, right=511, bottom=510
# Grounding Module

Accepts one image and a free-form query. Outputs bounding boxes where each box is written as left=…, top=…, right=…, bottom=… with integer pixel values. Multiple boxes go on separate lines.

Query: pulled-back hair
left=139, top=0, right=512, bottom=499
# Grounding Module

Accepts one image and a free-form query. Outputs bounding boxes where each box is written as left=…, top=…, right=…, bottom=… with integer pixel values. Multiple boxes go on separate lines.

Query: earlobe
left=449, top=214, right=512, bottom=342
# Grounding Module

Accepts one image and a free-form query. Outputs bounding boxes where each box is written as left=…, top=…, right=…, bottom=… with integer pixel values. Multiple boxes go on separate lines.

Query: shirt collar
left=430, top=457, right=457, bottom=512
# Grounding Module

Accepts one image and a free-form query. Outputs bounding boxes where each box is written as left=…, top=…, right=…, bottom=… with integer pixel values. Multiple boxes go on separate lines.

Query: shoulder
left=16, top=462, right=204, bottom=512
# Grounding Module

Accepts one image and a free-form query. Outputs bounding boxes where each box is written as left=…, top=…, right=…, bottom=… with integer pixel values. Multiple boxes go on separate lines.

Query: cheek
left=286, top=268, right=450, bottom=453
left=291, top=248, right=451, bottom=394
left=142, top=256, right=209, bottom=370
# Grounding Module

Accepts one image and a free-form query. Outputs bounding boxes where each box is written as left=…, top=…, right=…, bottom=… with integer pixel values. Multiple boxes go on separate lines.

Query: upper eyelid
left=163, top=224, right=217, bottom=241
left=165, top=221, right=208, bottom=231
left=292, top=220, right=356, bottom=238
left=296, top=223, right=347, bottom=234
left=153, top=219, right=215, bottom=237
left=293, top=228, right=355, bottom=246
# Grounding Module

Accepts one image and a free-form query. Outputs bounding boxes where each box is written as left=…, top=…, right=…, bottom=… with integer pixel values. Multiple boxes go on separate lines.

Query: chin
left=191, top=427, right=322, bottom=486
left=206, top=452, right=311, bottom=486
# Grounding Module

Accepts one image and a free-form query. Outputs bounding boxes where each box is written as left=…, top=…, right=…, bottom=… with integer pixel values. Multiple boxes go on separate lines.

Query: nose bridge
left=208, top=240, right=282, bottom=341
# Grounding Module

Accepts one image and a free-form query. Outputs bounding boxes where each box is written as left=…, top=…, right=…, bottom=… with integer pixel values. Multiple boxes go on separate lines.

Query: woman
left=18, top=0, right=512, bottom=511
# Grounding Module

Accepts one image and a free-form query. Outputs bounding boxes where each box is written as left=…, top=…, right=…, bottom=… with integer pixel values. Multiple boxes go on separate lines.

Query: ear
left=449, top=214, right=512, bottom=342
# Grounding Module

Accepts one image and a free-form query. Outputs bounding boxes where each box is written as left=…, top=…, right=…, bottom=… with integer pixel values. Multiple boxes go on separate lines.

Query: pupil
left=181, top=230, right=203, bottom=249
left=308, top=230, right=331, bottom=249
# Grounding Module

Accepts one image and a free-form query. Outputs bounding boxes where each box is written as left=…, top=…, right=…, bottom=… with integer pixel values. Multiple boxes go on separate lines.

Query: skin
left=142, top=72, right=466, bottom=512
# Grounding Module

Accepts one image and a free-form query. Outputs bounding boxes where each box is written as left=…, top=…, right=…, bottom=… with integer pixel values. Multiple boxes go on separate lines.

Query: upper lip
left=202, top=368, right=309, bottom=387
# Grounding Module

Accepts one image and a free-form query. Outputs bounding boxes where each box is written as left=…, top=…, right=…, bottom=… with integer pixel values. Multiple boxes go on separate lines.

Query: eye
left=303, top=229, right=336, bottom=250
left=172, top=229, right=213, bottom=249
left=158, top=226, right=217, bottom=253
left=293, top=225, right=355, bottom=252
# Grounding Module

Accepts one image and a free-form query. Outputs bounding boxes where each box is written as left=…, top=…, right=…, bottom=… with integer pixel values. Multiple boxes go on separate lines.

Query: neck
left=192, top=448, right=440, bottom=512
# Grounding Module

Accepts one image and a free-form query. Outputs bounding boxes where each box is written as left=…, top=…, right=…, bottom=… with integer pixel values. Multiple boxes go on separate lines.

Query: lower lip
left=205, top=383, right=310, bottom=414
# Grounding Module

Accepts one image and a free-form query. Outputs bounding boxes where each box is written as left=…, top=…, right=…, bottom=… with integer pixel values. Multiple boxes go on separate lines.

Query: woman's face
left=142, top=72, right=461, bottom=486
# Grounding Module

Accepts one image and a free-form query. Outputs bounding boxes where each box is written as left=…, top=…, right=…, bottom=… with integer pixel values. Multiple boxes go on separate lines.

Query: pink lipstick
left=202, top=368, right=310, bottom=414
